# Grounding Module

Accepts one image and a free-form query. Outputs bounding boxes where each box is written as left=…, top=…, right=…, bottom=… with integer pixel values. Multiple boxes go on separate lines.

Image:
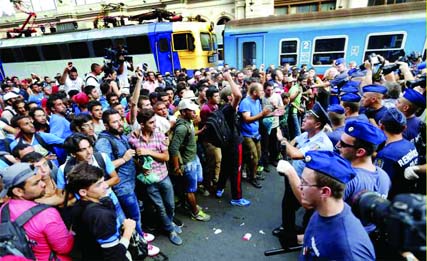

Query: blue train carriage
left=224, top=1, right=426, bottom=74
left=0, top=21, right=218, bottom=78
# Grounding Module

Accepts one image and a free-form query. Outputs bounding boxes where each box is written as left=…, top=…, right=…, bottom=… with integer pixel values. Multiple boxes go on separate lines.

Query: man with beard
left=0, top=163, right=74, bottom=260
left=47, top=94, right=73, bottom=140
left=10, top=115, right=64, bottom=166
left=95, top=109, right=150, bottom=238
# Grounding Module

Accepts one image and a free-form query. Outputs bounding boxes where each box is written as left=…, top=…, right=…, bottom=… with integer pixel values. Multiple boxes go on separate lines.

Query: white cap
left=3, top=92, right=19, bottom=101
left=178, top=99, right=198, bottom=111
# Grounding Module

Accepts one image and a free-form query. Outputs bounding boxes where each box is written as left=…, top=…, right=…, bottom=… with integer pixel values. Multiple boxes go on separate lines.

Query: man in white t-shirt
left=59, top=64, right=84, bottom=95
left=85, top=63, right=103, bottom=94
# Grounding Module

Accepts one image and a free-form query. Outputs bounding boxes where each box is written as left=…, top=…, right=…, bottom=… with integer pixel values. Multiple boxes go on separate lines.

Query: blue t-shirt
left=238, top=96, right=262, bottom=138
left=49, top=114, right=72, bottom=140
left=300, top=204, right=375, bottom=260
left=364, top=106, right=388, bottom=125
left=375, top=139, right=418, bottom=199
left=344, top=167, right=391, bottom=232
left=28, top=93, right=44, bottom=107
left=403, top=116, right=422, bottom=142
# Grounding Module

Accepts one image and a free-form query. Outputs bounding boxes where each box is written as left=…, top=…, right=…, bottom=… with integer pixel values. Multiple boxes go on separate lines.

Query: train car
left=0, top=21, right=218, bottom=78
left=224, top=2, right=426, bottom=74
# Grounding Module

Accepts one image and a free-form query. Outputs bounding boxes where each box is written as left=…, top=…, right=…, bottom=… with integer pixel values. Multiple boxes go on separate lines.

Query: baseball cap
left=304, top=150, right=355, bottom=184
left=3, top=92, right=19, bottom=101
left=178, top=99, right=198, bottom=111
left=0, top=163, right=37, bottom=198
left=72, top=92, right=89, bottom=106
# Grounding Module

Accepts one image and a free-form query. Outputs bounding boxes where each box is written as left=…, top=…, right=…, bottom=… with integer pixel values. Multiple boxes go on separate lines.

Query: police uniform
left=362, top=85, right=388, bottom=124
left=300, top=151, right=375, bottom=261
left=401, top=88, right=426, bottom=141
left=374, top=108, right=419, bottom=199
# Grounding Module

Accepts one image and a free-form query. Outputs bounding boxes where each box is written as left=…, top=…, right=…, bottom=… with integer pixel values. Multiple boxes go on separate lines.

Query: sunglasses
left=336, top=139, right=356, bottom=148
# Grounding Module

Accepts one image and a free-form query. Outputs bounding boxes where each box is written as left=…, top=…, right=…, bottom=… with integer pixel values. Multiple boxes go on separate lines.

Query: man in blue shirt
left=395, top=88, right=426, bottom=142
left=337, top=119, right=391, bottom=233
left=47, top=94, right=73, bottom=140
left=375, top=108, right=419, bottom=199
left=274, top=102, right=333, bottom=245
left=95, top=109, right=145, bottom=236
left=278, top=150, right=375, bottom=260
left=238, top=82, right=271, bottom=188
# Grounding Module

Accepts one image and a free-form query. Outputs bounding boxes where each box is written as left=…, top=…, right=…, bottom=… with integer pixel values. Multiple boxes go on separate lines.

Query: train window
left=158, top=38, right=169, bottom=52
left=200, top=33, right=212, bottom=51
left=279, top=39, right=298, bottom=65
left=0, top=48, right=15, bottom=63
left=172, top=33, right=195, bottom=51
left=242, top=42, right=256, bottom=68
left=364, top=33, right=405, bottom=62
left=93, top=39, right=113, bottom=57
left=313, top=37, right=346, bottom=65
left=21, top=46, right=40, bottom=62
left=69, top=42, right=89, bottom=58
left=127, top=35, right=151, bottom=54
left=41, top=45, right=62, bottom=60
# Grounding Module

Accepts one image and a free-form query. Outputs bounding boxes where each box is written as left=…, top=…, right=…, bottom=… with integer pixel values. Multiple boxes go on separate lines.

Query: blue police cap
left=362, top=84, right=387, bottom=95
left=380, top=107, right=406, bottom=127
left=403, top=88, right=426, bottom=109
left=344, top=120, right=386, bottom=145
left=341, top=93, right=361, bottom=102
left=341, top=80, right=360, bottom=94
left=335, top=58, right=345, bottom=66
left=304, top=150, right=355, bottom=184
left=418, top=62, right=426, bottom=71
left=308, top=102, right=331, bottom=125
left=327, top=104, right=344, bottom=114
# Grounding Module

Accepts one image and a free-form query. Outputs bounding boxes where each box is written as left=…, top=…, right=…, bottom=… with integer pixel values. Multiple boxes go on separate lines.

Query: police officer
left=340, top=93, right=369, bottom=123
left=375, top=108, right=419, bottom=199
left=360, top=84, right=388, bottom=126
left=273, top=102, right=333, bottom=245
left=278, top=150, right=375, bottom=260
left=395, top=88, right=426, bottom=141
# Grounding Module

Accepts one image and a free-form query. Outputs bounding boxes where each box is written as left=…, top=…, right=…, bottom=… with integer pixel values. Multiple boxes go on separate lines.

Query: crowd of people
left=0, top=52, right=425, bottom=260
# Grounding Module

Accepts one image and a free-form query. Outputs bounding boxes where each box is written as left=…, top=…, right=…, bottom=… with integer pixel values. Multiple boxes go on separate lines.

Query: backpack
left=0, top=203, right=50, bottom=259
left=96, top=133, right=121, bottom=160
left=204, top=108, right=233, bottom=148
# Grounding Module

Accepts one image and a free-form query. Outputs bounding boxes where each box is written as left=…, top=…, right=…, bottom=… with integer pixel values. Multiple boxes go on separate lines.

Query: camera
left=104, top=46, right=132, bottom=70
left=359, top=53, right=381, bottom=70
left=406, top=74, right=426, bottom=89
left=352, top=191, right=426, bottom=254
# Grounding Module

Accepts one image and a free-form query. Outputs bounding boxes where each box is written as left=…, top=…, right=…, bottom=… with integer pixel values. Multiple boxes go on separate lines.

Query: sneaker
left=143, top=232, right=155, bottom=243
left=169, top=231, right=183, bottom=245
left=249, top=178, right=262, bottom=189
left=147, top=244, right=160, bottom=256
left=216, top=189, right=224, bottom=198
left=172, top=222, right=182, bottom=234
left=230, top=198, right=251, bottom=207
left=202, top=189, right=210, bottom=197
left=242, top=169, right=248, bottom=179
left=191, top=209, right=211, bottom=222
left=257, top=165, right=264, bottom=172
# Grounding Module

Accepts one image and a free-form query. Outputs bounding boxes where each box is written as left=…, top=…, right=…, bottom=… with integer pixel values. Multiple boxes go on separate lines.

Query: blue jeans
left=146, top=176, right=175, bottom=232
left=183, top=156, right=203, bottom=193
left=290, top=113, right=301, bottom=138
left=117, top=192, right=143, bottom=236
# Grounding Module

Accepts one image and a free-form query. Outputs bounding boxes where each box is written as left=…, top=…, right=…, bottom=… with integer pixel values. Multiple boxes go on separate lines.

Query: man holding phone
left=59, top=62, right=84, bottom=95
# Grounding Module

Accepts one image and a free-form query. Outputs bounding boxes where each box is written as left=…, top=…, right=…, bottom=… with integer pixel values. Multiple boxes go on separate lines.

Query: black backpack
left=204, top=108, right=233, bottom=148
left=0, top=203, right=50, bottom=259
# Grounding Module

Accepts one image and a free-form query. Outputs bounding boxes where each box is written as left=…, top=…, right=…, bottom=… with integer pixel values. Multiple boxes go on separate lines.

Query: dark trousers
left=217, top=143, right=243, bottom=200
left=261, top=126, right=279, bottom=166
left=282, top=175, right=300, bottom=239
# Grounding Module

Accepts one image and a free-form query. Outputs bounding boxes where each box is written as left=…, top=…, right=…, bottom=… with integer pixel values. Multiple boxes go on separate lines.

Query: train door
left=154, top=33, right=179, bottom=75
left=237, top=36, right=264, bottom=69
